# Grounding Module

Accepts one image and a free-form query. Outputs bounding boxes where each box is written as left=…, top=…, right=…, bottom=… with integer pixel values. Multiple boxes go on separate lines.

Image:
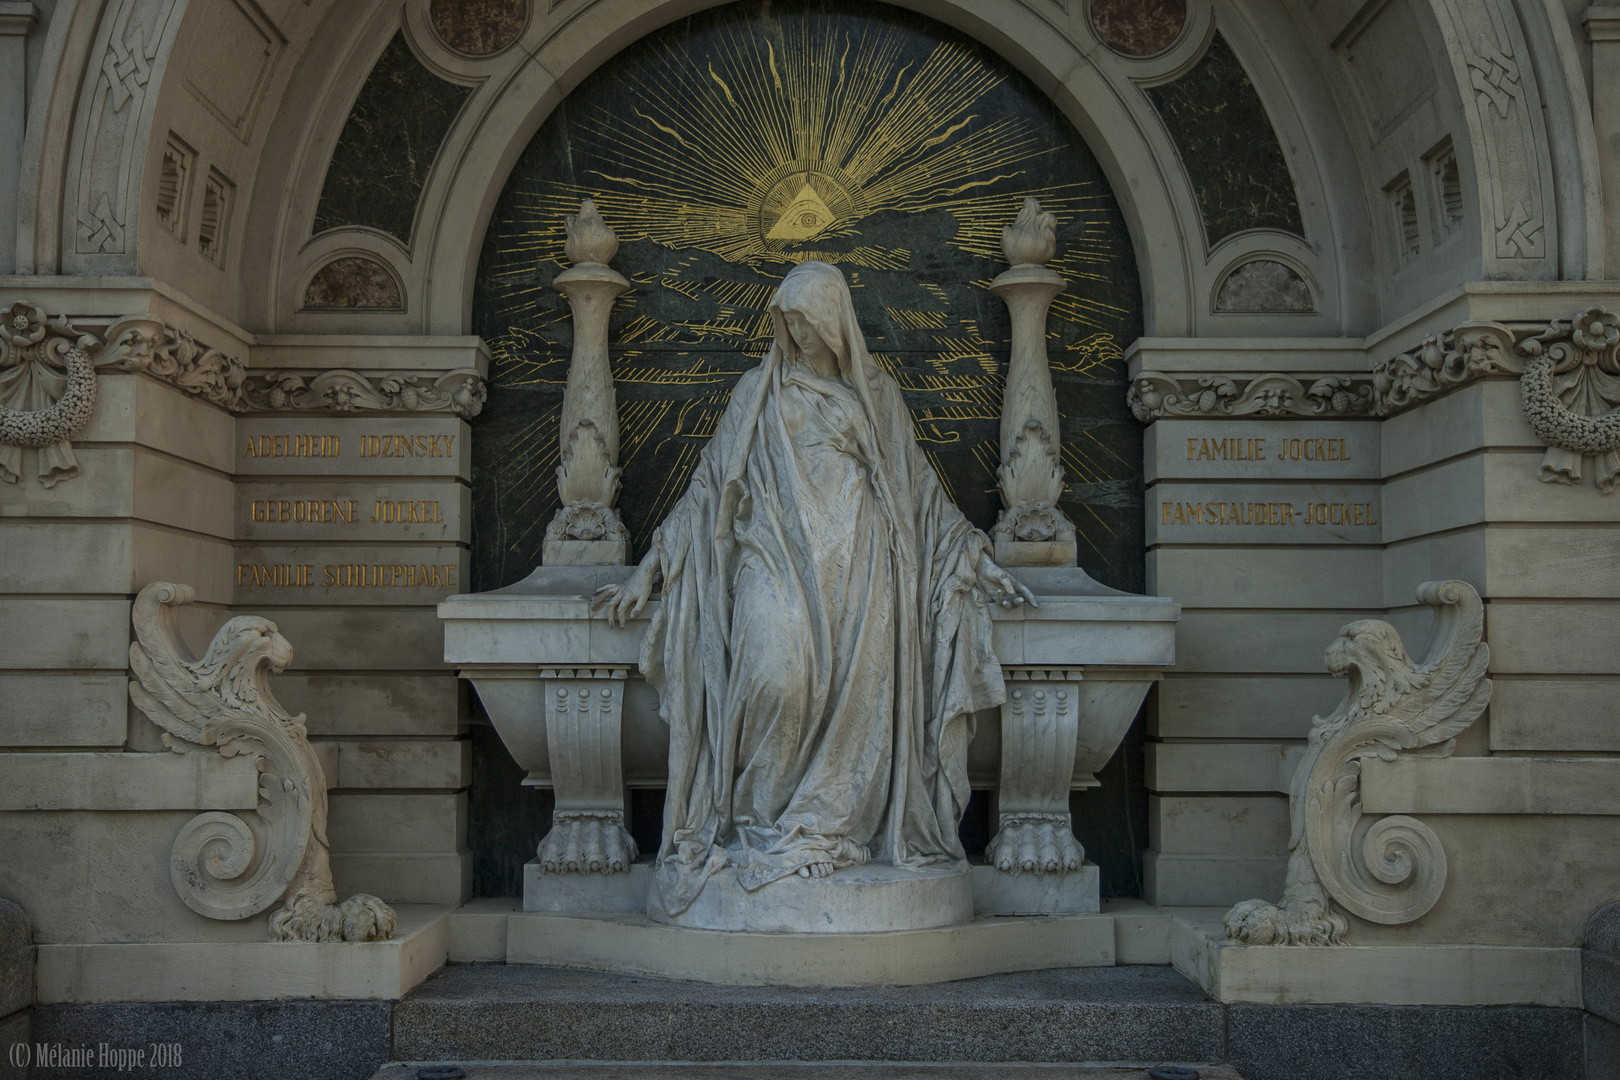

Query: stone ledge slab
left=503, top=911, right=1116, bottom=986
left=1170, top=910, right=1582, bottom=1006
left=33, top=905, right=452, bottom=1003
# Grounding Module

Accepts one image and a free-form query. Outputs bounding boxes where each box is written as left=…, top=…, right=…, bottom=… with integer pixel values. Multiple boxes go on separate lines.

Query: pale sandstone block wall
left=231, top=412, right=475, bottom=906
left=0, top=363, right=477, bottom=949
left=1142, top=414, right=1383, bottom=905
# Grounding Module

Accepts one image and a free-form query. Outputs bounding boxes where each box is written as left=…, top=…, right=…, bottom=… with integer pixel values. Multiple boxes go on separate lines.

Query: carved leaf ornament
left=1224, top=580, right=1490, bottom=945
left=128, top=582, right=395, bottom=941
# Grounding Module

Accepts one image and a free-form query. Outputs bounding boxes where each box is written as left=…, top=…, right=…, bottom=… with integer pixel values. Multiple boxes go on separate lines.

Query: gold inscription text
left=250, top=499, right=359, bottom=524
left=1160, top=500, right=1378, bottom=528
left=242, top=435, right=340, bottom=458
left=358, top=434, right=456, bottom=459
left=370, top=500, right=444, bottom=524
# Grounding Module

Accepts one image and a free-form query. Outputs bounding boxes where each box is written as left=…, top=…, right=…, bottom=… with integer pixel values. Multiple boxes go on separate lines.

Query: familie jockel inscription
left=1144, top=419, right=1381, bottom=544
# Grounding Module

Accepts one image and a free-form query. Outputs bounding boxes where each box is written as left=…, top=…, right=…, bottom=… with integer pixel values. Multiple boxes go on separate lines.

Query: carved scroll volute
left=546, top=200, right=633, bottom=564
left=128, top=582, right=395, bottom=941
left=1224, top=580, right=1490, bottom=945
left=988, top=199, right=1076, bottom=566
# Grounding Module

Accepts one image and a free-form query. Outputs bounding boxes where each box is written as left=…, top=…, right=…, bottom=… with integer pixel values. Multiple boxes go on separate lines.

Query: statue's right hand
left=591, top=562, right=656, bottom=627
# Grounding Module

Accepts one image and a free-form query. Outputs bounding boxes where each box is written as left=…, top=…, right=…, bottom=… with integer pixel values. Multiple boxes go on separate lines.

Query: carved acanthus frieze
left=128, top=581, right=396, bottom=942
left=1223, top=580, right=1490, bottom=946
left=241, top=368, right=487, bottom=419
left=1370, top=321, right=1520, bottom=415
left=1128, top=371, right=1376, bottom=422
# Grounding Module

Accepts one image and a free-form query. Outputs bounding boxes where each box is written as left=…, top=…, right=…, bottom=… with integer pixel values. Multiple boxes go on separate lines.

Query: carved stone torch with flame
left=989, top=198, right=1077, bottom=566
left=544, top=199, right=633, bottom=566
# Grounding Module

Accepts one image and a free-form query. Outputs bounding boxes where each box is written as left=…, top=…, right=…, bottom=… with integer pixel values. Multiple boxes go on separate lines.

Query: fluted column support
left=988, top=198, right=1077, bottom=567
left=544, top=199, right=633, bottom=566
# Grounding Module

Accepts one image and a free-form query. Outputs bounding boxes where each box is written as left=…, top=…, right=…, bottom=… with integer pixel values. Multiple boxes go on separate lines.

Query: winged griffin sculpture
left=128, top=582, right=395, bottom=941
left=1225, top=580, right=1490, bottom=945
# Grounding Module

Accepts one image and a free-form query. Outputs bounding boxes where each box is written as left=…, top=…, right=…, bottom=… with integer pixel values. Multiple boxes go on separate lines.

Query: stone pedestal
left=648, top=863, right=974, bottom=934
left=972, top=863, right=1099, bottom=915
left=525, top=860, right=649, bottom=913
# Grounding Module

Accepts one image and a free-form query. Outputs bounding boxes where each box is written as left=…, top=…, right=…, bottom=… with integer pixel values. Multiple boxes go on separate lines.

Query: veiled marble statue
left=596, top=260, right=1035, bottom=915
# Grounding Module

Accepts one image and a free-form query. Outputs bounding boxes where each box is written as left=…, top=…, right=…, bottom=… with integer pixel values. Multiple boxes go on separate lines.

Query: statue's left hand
left=592, top=558, right=658, bottom=627
left=974, top=551, right=1038, bottom=609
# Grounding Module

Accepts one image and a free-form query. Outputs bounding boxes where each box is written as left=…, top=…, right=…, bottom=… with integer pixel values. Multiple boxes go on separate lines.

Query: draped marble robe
left=640, top=261, right=1007, bottom=915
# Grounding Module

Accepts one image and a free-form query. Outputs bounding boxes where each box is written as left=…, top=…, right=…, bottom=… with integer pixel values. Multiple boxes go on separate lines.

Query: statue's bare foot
left=795, top=859, right=835, bottom=879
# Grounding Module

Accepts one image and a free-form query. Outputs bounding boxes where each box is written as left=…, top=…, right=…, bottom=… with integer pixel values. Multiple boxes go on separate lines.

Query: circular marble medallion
left=1089, top=0, right=1187, bottom=57
left=430, top=0, right=528, bottom=57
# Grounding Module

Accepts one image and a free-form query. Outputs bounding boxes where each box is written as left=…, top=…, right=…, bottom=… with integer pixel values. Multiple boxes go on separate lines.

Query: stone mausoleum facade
left=1, top=0, right=1619, bottom=1077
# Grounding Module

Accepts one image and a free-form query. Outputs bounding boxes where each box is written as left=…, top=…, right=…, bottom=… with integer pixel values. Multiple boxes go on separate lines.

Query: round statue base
left=647, top=862, right=973, bottom=934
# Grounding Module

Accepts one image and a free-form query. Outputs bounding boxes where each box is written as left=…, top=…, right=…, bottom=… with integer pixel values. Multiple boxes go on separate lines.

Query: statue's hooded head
left=767, top=261, right=869, bottom=385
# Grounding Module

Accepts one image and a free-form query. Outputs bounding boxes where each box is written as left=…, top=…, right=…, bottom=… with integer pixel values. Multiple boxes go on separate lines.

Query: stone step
left=373, top=1064, right=1244, bottom=1080
left=392, top=965, right=1224, bottom=1066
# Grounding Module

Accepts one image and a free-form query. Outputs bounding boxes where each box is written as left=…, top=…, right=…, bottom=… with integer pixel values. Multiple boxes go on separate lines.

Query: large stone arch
left=247, top=0, right=1361, bottom=339
left=13, top=0, right=1604, bottom=340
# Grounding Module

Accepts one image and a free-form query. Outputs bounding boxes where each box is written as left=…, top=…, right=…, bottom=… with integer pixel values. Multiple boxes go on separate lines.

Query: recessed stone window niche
left=1386, top=171, right=1419, bottom=266
left=155, top=134, right=195, bottom=241
left=1426, top=138, right=1464, bottom=240
left=199, top=168, right=235, bottom=267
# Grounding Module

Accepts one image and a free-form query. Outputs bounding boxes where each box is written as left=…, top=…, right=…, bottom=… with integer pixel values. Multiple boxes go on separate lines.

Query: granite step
left=373, top=1064, right=1244, bottom=1080
left=390, top=964, right=1225, bottom=1066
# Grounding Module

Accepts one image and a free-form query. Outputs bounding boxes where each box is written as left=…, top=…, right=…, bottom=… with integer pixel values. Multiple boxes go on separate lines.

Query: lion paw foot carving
left=271, top=891, right=396, bottom=942
left=985, top=815, right=1083, bottom=874
left=539, top=812, right=638, bottom=874
left=1223, top=898, right=1347, bottom=946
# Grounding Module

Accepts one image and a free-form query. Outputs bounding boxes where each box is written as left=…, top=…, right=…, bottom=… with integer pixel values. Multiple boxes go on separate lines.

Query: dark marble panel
left=1090, top=0, right=1186, bottom=57
left=1147, top=33, right=1304, bottom=245
left=303, top=256, right=403, bottom=309
left=1214, top=258, right=1313, bottom=312
left=313, top=32, right=471, bottom=245
left=469, top=718, right=552, bottom=898
left=471, top=0, right=1145, bottom=594
left=1071, top=700, right=1149, bottom=897
left=431, top=0, right=528, bottom=56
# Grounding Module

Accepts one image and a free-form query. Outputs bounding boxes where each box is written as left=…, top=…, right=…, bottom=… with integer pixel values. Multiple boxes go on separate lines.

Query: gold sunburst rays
left=474, top=5, right=1143, bottom=583
left=545, top=20, right=1070, bottom=268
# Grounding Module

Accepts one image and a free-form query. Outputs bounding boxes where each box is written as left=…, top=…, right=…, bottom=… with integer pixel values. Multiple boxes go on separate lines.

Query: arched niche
left=239, top=0, right=1375, bottom=339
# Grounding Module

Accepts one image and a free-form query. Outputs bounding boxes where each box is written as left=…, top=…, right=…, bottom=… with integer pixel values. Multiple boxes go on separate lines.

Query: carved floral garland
left=1515, top=307, right=1620, bottom=492
left=0, top=300, right=246, bottom=485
